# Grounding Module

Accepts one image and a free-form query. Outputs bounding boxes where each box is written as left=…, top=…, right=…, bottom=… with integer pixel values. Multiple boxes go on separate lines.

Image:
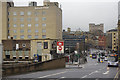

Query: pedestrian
left=85, top=58, right=87, bottom=62
left=98, top=57, right=100, bottom=63
left=72, top=58, right=73, bottom=64
left=78, top=58, right=80, bottom=67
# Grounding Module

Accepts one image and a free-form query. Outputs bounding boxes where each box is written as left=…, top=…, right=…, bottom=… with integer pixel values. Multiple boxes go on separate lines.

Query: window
left=27, top=11, right=31, bottom=15
left=8, top=12, right=10, bottom=15
left=13, top=24, right=17, bottom=27
left=13, top=18, right=17, bottom=21
left=25, top=57, right=29, bottom=59
left=28, top=24, right=31, bottom=27
left=13, top=57, right=16, bottom=59
left=20, top=24, right=24, bottom=27
left=35, top=30, right=39, bottom=33
left=20, top=35, right=24, bottom=39
left=13, top=30, right=17, bottom=33
left=35, top=17, right=38, bottom=21
left=34, top=12, right=39, bottom=16
left=20, top=30, right=24, bottom=33
left=42, top=35, right=46, bottom=38
left=35, top=24, right=39, bottom=27
left=27, top=18, right=31, bottom=22
left=42, top=23, right=46, bottom=27
left=42, top=29, right=46, bottom=33
left=8, top=24, right=10, bottom=27
left=44, top=42, right=48, bottom=49
left=8, top=30, right=9, bottom=33
left=28, top=35, right=32, bottom=39
left=35, top=35, right=39, bottom=39
left=19, top=57, right=22, bottom=59
left=42, top=11, right=46, bottom=15
left=20, top=11, right=24, bottom=15
left=13, top=12, right=17, bottom=15
left=20, top=18, right=24, bottom=21
left=42, top=17, right=46, bottom=21
left=13, top=35, right=17, bottom=39
left=28, top=29, right=31, bottom=33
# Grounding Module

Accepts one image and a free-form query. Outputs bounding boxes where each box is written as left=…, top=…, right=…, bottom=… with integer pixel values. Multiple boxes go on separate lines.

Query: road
left=5, top=56, right=119, bottom=80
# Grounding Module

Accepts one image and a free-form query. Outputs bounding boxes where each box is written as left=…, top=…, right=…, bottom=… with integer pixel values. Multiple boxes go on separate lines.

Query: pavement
left=3, top=56, right=119, bottom=80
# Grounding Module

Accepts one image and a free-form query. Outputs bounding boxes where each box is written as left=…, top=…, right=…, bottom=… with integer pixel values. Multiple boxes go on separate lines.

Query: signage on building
left=35, top=7, right=49, bottom=9
left=57, top=41, right=64, bottom=54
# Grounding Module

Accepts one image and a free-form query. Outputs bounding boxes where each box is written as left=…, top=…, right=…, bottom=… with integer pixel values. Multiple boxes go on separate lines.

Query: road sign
left=57, top=41, right=64, bottom=54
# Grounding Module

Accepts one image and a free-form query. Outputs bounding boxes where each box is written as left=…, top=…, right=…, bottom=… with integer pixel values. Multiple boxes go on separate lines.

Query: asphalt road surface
left=4, top=56, right=119, bottom=80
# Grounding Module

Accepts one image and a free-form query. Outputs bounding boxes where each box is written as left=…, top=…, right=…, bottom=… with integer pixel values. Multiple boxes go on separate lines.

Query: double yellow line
left=114, top=68, right=120, bottom=80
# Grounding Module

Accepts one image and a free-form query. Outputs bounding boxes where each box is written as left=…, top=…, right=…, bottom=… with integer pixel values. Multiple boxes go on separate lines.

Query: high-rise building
left=6, top=1, right=62, bottom=40
left=0, top=1, right=2, bottom=44
left=1, top=1, right=14, bottom=42
left=1, top=1, right=62, bottom=61
left=107, top=29, right=118, bottom=51
left=118, top=1, right=120, bottom=63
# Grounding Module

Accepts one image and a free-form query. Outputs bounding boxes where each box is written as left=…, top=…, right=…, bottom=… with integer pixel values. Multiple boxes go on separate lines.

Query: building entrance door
left=38, top=56, right=42, bottom=62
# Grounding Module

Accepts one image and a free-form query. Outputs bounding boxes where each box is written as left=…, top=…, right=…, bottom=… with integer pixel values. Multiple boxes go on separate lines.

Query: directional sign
left=57, top=41, right=64, bottom=54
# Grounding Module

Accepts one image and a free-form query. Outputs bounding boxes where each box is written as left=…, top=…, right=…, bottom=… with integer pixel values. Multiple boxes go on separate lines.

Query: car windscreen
left=108, top=56, right=116, bottom=62
left=92, top=54, right=96, bottom=56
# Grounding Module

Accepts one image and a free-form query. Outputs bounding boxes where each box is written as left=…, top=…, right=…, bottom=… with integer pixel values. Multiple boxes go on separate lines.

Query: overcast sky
left=13, top=0, right=120, bottom=32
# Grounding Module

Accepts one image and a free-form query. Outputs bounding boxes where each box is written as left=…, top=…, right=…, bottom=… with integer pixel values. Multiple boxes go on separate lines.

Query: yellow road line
left=114, top=69, right=120, bottom=80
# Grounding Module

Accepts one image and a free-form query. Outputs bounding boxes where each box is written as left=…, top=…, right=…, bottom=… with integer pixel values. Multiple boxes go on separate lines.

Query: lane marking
left=88, top=70, right=99, bottom=75
left=38, top=71, right=67, bottom=78
left=81, top=75, right=87, bottom=78
left=88, top=72, right=94, bottom=75
left=107, top=67, right=109, bottom=70
left=60, top=77, right=65, bottom=78
left=95, top=63, right=98, bottom=65
left=114, top=69, right=120, bottom=80
left=103, top=71, right=109, bottom=74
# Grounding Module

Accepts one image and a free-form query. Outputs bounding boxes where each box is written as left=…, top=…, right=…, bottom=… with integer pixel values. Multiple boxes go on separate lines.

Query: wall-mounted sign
left=35, top=7, right=49, bottom=10
left=57, top=41, right=64, bottom=54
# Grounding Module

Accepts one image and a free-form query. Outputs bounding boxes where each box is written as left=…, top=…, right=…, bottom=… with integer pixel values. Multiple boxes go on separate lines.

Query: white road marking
left=95, top=63, right=98, bottom=65
left=38, top=71, right=67, bottom=78
left=88, top=72, right=94, bottom=75
left=81, top=75, right=87, bottom=78
left=88, top=70, right=99, bottom=75
left=95, top=70, right=98, bottom=73
left=61, top=77, right=65, bottom=78
left=103, top=71, right=109, bottom=74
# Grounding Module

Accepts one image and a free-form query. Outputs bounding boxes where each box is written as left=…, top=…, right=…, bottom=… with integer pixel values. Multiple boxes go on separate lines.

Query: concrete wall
left=2, top=57, right=65, bottom=76
left=0, top=1, right=2, bottom=44
left=0, top=44, right=2, bottom=79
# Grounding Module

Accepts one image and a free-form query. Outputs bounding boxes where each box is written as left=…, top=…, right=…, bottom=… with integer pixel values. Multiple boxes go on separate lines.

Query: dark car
left=92, top=54, right=97, bottom=59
